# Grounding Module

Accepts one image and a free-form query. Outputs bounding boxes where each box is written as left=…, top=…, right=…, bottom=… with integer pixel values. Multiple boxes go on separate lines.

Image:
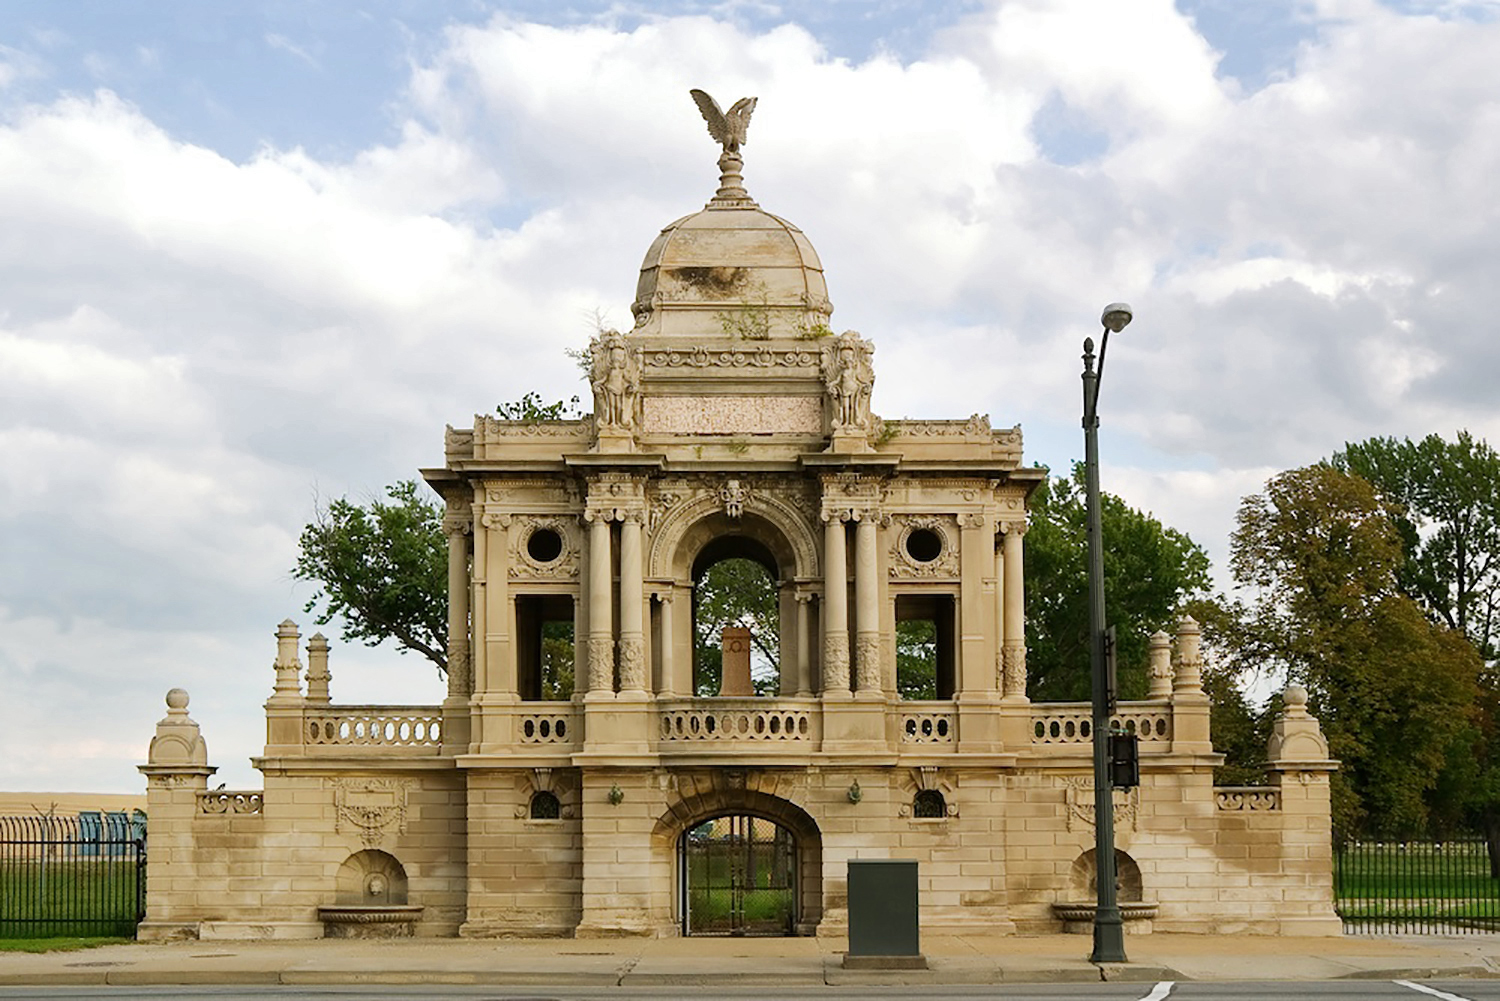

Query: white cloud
left=3, top=3, right=1500, bottom=791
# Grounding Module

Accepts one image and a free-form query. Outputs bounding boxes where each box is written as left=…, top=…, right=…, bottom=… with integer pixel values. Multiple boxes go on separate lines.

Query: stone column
left=1171, top=614, right=1212, bottom=753
left=269, top=619, right=303, bottom=704
left=994, top=535, right=1007, bottom=694
left=795, top=593, right=814, bottom=696
left=586, top=513, right=614, bottom=696
left=853, top=513, right=881, bottom=695
left=1000, top=522, right=1028, bottom=701
left=656, top=589, right=677, bottom=696
left=617, top=513, right=646, bottom=694
left=1147, top=629, right=1173, bottom=698
left=822, top=514, right=850, bottom=695
left=137, top=688, right=215, bottom=941
left=958, top=512, right=991, bottom=696
left=445, top=515, right=472, bottom=700
left=305, top=633, right=331, bottom=705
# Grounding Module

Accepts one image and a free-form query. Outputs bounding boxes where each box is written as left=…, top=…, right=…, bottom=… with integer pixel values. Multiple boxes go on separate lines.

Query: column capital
left=999, top=518, right=1028, bottom=538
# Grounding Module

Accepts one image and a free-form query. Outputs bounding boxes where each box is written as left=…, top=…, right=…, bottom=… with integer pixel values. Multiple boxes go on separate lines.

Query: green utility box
left=844, top=859, right=926, bottom=969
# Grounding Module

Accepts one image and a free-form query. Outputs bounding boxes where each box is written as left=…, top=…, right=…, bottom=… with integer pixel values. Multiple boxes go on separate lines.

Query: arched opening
left=691, top=536, right=781, bottom=697
left=335, top=849, right=409, bottom=905
left=654, top=785, right=823, bottom=937
left=680, top=814, right=796, bottom=936
left=1070, top=848, right=1144, bottom=902
left=912, top=789, right=947, bottom=818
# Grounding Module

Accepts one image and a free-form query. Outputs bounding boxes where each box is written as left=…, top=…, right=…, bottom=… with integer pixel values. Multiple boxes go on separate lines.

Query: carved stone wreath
left=511, top=516, right=580, bottom=579
left=888, top=515, right=960, bottom=578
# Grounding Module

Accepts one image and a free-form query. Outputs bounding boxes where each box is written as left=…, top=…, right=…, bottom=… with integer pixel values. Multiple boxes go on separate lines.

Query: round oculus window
left=526, top=527, right=564, bottom=564
left=905, top=528, right=943, bottom=563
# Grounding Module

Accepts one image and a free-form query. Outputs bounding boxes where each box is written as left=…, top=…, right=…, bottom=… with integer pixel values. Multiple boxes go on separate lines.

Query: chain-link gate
left=681, top=814, right=796, bottom=936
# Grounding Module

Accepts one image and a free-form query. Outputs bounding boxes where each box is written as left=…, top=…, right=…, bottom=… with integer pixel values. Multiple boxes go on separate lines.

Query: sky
left=3, top=0, right=1499, bottom=794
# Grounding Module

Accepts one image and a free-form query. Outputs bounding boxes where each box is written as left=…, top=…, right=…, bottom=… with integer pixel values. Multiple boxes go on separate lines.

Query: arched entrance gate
left=657, top=786, right=823, bottom=937
left=680, top=814, right=796, bottom=935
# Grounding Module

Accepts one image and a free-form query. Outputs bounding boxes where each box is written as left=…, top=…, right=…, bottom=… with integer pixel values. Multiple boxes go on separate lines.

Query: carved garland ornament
left=645, top=346, right=821, bottom=370
left=1064, top=777, right=1138, bottom=833
left=333, top=778, right=411, bottom=848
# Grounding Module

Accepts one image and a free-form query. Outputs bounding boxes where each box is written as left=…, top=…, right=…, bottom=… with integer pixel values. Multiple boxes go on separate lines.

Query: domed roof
left=630, top=150, right=832, bottom=338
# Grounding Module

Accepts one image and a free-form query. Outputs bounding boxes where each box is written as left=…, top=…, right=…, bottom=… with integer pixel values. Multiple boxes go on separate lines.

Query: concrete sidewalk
left=3, top=932, right=1500, bottom=987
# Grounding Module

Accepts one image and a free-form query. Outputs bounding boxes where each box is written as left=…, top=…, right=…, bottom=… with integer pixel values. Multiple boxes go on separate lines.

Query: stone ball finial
left=165, top=687, right=190, bottom=713
left=1284, top=684, right=1309, bottom=709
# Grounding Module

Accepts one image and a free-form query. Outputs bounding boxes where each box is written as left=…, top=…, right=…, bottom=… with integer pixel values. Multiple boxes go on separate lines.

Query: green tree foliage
left=693, top=558, right=779, bottom=696
left=1333, top=432, right=1500, bottom=661
left=896, top=619, right=937, bottom=700
left=292, top=480, right=449, bottom=674
left=1023, top=465, right=1212, bottom=701
left=540, top=620, right=575, bottom=700
left=495, top=392, right=582, bottom=421
left=1228, top=464, right=1482, bottom=836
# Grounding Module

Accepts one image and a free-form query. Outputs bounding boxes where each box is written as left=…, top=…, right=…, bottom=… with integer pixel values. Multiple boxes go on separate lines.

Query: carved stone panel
left=641, top=395, right=822, bottom=434
left=334, top=778, right=411, bottom=848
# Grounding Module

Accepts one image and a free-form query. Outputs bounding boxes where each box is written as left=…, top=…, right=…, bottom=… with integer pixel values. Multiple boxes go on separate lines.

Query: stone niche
left=318, top=849, right=423, bottom=938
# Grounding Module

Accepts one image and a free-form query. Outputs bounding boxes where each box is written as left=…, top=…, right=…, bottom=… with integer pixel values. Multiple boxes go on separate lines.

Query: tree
left=1228, top=464, right=1482, bottom=836
left=692, top=557, right=779, bottom=696
left=896, top=619, right=938, bottom=701
left=1333, top=432, right=1500, bottom=661
left=292, top=480, right=449, bottom=675
left=1023, top=465, right=1212, bottom=701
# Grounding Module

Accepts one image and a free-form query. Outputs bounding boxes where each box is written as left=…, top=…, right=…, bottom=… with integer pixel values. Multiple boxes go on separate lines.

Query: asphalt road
left=3, top=983, right=1500, bottom=1001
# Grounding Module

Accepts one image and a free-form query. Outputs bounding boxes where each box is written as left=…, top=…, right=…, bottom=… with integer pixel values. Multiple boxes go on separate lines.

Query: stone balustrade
left=517, top=708, right=577, bottom=745
left=1030, top=702, right=1173, bottom=745
left=657, top=699, right=816, bottom=743
left=1215, top=786, right=1282, bottom=811
left=304, top=707, right=443, bottom=748
left=898, top=706, right=957, bottom=744
left=197, top=790, right=264, bottom=815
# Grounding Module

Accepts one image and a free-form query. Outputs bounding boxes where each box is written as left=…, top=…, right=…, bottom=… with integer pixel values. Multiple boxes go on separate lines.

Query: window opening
left=692, top=543, right=781, bottom=697
left=895, top=594, right=955, bottom=700
left=529, top=790, right=561, bottom=820
left=912, top=789, right=946, bottom=819
left=516, top=594, right=575, bottom=700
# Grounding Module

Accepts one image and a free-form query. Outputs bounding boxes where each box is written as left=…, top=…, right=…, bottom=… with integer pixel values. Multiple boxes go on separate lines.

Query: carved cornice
left=644, top=345, right=822, bottom=370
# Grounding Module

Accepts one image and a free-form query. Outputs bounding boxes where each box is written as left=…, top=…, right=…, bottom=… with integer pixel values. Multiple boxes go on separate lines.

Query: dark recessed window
left=905, top=528, right=942, bottom=563
left=527, top=528, right=564, bottom=563
left=529, top=790, right=561, bottom=820
left=912, top=789, right=946, bottom=819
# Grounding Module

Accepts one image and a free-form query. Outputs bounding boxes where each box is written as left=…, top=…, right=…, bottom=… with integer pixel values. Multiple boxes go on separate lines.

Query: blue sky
left=4, top=0, right=1500, bottom=793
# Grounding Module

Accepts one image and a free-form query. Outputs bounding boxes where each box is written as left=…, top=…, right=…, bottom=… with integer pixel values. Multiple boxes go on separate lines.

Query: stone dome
left=630, top=152, right=832, bottom=338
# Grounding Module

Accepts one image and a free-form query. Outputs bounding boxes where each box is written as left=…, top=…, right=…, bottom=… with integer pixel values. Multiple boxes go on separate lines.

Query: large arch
left=648, top=491, right=819, bottom=582
left=651, top=785, right=823, bottom=936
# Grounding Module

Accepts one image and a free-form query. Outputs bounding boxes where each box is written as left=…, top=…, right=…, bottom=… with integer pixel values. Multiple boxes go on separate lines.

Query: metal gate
left=681, top=814, right=796, bottom=936
left=1336, top=834, right=1500, bottom=934
left=0, top=813, right=147, bottom=938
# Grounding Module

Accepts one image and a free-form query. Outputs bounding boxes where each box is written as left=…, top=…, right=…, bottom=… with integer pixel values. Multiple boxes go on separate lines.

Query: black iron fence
left=1336, top=834, right=1500, bottom=934
left=0, top=813, right=146, bottom=938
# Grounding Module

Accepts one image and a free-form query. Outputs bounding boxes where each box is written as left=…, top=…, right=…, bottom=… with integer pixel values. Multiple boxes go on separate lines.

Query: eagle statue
left=690, top=89, right=757, bottom=153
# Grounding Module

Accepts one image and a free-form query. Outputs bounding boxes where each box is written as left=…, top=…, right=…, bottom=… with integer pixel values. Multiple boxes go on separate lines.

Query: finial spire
left=689, top=89, right=759, bottom=209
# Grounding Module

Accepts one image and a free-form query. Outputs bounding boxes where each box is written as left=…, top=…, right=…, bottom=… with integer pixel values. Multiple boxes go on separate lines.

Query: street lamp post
left=1083, top=302, right=1132, bottom=964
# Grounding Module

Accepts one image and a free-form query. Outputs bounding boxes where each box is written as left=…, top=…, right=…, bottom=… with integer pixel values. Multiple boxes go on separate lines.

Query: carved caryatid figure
left=824, top=330, right=875, bottom=430
left=690, top=89, right=757, bottom=153
left=590, top=330, right=639, bottom=430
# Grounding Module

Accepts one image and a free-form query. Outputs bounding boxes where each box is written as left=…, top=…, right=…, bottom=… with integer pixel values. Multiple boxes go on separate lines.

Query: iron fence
left=0, top=813, right=146, bottom=938
left=1335, top=834, right=1500, bottom=934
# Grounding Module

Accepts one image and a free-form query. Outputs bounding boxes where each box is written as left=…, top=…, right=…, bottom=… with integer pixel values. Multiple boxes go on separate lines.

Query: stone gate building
left=140, top=95, right=1340, bottom=941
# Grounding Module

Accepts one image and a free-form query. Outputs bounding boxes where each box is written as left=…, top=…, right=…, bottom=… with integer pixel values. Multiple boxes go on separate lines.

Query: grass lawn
left=0, top=938, right=131, bottom=953
left=0, top=860, right=142, bottom=939
left=1336, top=840, right=1500, bottom=922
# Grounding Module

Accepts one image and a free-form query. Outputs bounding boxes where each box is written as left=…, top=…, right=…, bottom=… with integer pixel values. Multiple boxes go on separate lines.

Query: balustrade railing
left=1215, top=787, right=1281, bottom=811
left=517, top=707, right=576, bottom=745
left=1030, top=702, right=1173, bottom=745
left=658, top=700, right=815, bottom=743
left=899, top=705, right=957, bottom=744
left=197, top=790, right=264, bottom=815
left=304, top=707, right=442, bottom=747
